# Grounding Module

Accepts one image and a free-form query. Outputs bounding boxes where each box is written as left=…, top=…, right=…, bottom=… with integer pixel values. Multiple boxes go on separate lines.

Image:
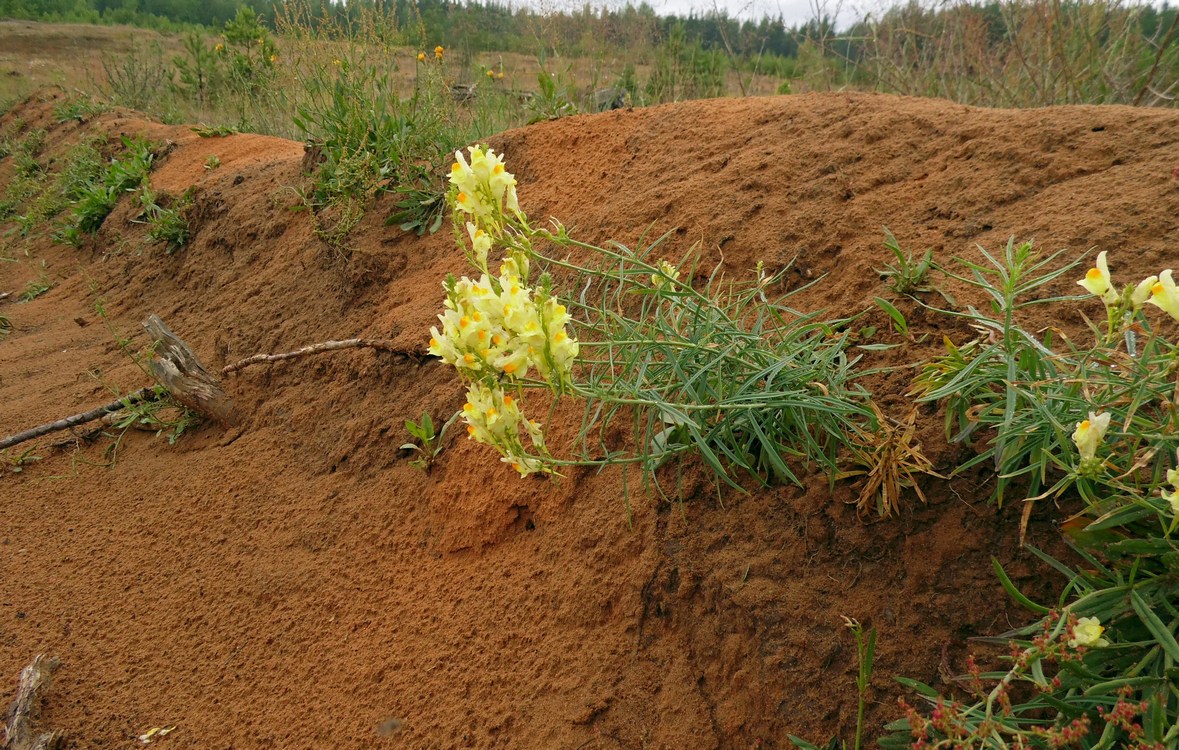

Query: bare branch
left=221, top=339, right=428, bottom=376
left=0, top=388, right=156, bottom=452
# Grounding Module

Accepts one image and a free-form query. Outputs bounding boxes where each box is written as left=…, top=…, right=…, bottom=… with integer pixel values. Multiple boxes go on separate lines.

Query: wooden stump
left=142, top=314, right=235, bottom=427
left=2, top=655, right=64, bottom=750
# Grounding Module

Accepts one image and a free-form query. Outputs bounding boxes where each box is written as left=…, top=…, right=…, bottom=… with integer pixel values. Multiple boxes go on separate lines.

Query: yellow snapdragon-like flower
left=1131, top=275, right=1158, bottom=310
left=449, top=146, right=519, bottom=223
left=1164, top=468, right=1179, bottom=518
left=651, top=260, right=681, bottom=290
left=1147, top=269, right=1179, bottom=321
left=462, top=382, right=521, bottom=444
left=466, top=222, right=493, bottom=270
left=1072, top=411, right=1111, bottom=464
left=1069, top=616, right=1109, bottom=649
left=502, top=453, right=545, bottom=476
left=1077, top=251, right=1117, bottom=304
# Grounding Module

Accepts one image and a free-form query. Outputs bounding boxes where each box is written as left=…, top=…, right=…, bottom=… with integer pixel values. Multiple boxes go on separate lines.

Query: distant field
left=0, top=18, right=782, bottom=128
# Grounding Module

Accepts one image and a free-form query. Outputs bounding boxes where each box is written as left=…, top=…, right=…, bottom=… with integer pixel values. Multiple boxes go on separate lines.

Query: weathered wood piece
left=221, top=338, right=425, bottom=376
left=2, top=654, right=64, bottom=750
left=0, top=388, right=156, bottom=452
left=142, top=314, right=235, bottom=427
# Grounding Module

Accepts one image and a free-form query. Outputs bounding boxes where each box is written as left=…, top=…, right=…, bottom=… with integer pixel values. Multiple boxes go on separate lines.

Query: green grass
left=17, top=267, right=52, bottom=302
left=139, top=186, right=194, bottom=253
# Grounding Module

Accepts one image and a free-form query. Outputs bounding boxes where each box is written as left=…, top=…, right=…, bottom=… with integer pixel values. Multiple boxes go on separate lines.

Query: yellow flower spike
left=434, top=45, right=444, bottom=59
left=417, top=52, right=426, bottom=62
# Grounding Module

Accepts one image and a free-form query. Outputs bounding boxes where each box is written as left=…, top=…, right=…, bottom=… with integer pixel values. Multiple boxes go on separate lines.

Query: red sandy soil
left=1, top=89, right=1178, bottom=749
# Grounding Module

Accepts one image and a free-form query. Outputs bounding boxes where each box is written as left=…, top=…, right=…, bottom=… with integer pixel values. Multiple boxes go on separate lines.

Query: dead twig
left=2, top=654, right=64, bottom=750
left=0, top=388, right=156, bottom=452
left=2, top=315, right=232, bottom=453
left=221, top=338, right=428, bottom=376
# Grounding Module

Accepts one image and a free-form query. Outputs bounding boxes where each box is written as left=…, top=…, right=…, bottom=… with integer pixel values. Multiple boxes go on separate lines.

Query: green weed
left=139, top=185, right=194, bottom=253
left=527, top=66, right=579, bottom=122
left=57, top=136, right=154, bottom=243
left=1, top=447, right=41, bottom=475
left=401, top=411, right=459, bottom=472
left=790, top=618, right=877, bottom=750
left=53, top=95, right=109, bottom=122
left=17, top=266, right=52, bottom=302
left=876, top=227, right=934, bottom=296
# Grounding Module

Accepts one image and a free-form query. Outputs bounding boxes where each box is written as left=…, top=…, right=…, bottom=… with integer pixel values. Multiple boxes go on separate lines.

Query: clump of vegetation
left=17, top=265, right=52, bottom=302
left=877, top=248, right=1179, bottom=748
left=138, top=185, right=195, bottom=253
left=876, top=227, right=935, bottom=296
left=53, top=94, right=109, bottom=122
left=56, top=136, right=155, bottom=245
left=425, top=146, right=874, bottom=489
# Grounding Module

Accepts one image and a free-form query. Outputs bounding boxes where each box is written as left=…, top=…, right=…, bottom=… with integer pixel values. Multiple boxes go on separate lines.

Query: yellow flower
left=214, top=43, right=224, bottom=52
left=497, top=72, right=504, bottom=80
left=417, top=52, right=425, bottom=62
left=486, top=69, right=495, bottom=78
left=1147, top=269, right=1179, bottom=321
left=465, top=221, right=493, bottom=270
left=502, top=453, right=544, bottom=476
left=332, top=58, right=341, bottom=67
left=434, top=45, right=444, bottom=59
left=449, top=145, right=519, bottom=221
left=650, top=260, right=681, bottom=290
left=1077, top=251, right=1117, bottom=304
left=1069, top=617, right=1109, bottom=649
left=269, top=54, right=277, bottom=63
left=1132, top=275, right=1158, bottom=310
left=1072, top=411, right=1111, bottom=464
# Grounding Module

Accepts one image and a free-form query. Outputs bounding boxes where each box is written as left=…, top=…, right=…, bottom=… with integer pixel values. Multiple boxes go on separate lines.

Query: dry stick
left=2, top=654, right=64, bottom=750
left=0, top=388, right=156, bottom=452
left=221, top=339, right=428, bottom=376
